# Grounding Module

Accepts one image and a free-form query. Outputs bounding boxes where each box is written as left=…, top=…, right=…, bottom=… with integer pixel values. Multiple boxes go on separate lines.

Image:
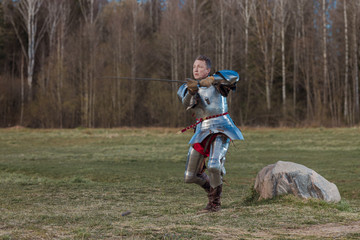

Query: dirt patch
left=213, top=221, right=360, bottom=239
left=283, top=221, right=360, bottom=238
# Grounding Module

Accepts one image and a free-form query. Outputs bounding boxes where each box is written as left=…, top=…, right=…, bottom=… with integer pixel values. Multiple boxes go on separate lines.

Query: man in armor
left=177, top=55, right=244, bottom=213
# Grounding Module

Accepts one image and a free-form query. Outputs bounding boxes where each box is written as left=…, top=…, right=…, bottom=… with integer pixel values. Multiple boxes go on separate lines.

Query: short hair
left=195, top=55, right=211, bottom=69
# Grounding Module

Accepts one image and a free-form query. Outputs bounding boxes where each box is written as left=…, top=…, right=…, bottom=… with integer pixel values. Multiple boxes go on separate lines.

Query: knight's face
left=193, top=60, right=210, bottom=80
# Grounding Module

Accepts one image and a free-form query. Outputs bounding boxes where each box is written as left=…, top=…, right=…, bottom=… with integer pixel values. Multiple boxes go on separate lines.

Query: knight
left=177, top=55, right=244, bottom=213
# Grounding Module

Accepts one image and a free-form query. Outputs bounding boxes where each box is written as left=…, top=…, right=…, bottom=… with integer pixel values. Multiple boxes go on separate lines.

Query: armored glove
left=186, top=79, right=199, bottom=94
left=199, top=76, right=234, bottom=96
left=216, top=82, right=236, bottom=97
left=199, top=76, right=215, bottom=87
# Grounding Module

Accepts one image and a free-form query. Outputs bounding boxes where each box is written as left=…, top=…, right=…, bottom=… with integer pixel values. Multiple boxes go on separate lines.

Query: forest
left=0, top=0, right=359, bottom=128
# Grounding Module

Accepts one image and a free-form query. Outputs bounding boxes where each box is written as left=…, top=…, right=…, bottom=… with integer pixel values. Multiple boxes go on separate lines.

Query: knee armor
left=207, top=135, right=230, bottom=188
left=184, top=147, right=207, bottom=186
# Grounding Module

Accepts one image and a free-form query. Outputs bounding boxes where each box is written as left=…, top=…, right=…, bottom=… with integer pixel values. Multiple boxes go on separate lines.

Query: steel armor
left=178, top=70, right=244, bottom=188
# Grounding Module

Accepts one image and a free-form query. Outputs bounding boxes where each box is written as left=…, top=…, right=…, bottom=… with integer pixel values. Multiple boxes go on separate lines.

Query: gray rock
left=254, top=161, right=341, bottom=202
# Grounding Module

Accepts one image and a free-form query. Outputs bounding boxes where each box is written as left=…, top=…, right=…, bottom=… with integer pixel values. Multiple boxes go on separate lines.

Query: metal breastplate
left=194, top=86, right=227, bottom=119
left=177, top=83, right=244, bottom=144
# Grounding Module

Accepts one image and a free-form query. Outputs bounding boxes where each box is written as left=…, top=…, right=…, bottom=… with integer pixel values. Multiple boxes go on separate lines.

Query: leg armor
left=184, top=146, right=209, bottom=186
left=207, top=134, right=230, bottom=188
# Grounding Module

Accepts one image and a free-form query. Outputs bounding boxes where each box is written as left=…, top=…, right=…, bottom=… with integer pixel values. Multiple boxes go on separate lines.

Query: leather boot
left=195, top=180, right=213, bottom=214
left=200, top=181, right=212, bottom=211
left=198, top=184, right=222, bottom=213
left=210, top=184, right=222, bottom=212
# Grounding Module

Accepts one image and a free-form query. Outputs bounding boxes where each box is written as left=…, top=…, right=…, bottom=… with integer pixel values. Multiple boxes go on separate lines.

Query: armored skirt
left=189, top=113, right=243, bottom=144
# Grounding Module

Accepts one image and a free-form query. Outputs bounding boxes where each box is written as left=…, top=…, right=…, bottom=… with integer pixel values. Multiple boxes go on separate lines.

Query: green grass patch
left=0, top=127, right=359, bottom=239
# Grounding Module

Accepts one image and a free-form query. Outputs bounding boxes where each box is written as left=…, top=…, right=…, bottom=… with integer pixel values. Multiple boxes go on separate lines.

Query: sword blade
left=99, top=76, right=186, bottom=83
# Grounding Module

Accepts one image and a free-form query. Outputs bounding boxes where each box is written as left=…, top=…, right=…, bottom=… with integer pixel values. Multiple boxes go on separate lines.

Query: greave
left=184, top=147, right=207, bottom=186
left=208, top=135, right=230, bottom=188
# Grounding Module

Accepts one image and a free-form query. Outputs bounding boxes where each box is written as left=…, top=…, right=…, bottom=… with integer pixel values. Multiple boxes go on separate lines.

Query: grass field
left=0, top=127, right=359, bottom=239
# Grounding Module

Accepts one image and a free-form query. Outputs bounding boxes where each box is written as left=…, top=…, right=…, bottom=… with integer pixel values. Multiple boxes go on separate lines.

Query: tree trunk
left=298, top=0, right=313, bottom=121
left=191, top=0, right=197, bottom=58
left=293, top=0, right=300, bottom=117
left=9, top=0, right=46, bottom=101
left=343, top=0, right=349, bottom=123
left=130, top=0, right=137, bottom=126
left=240, top=0, right=254, bottom=122
left=20, top=53, right=25, bottom=126
left=254, top=1, right=273, bottom=112
left=322, top=0, right=328, bottom=107
left=352, top=3, right=359, bottom=123
left=270, top=4, right=277, bottom=107
left=220, top=1, right=225, bottom=69
left=244, top=0, right=250, bottom=82
left=280, top=0, right=286, bottom=116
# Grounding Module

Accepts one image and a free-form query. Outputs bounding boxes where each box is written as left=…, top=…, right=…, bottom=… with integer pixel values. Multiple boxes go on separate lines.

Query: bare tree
left=130, top=0, right=138, bottom=125
left=237, top=0, right=255, bottom=82
left=322, top=0, right=329, bottom=107
left=237, top=0, right=255, bottom=123
left=102, top=2, right=125, bottom=126
left=20, top=53, right=25, bottom=125
left=343, top=0, right=349, bottom=122
left=300, top=0, right=314, bottom=121
left=253, top=0, right=278, bottom=112
left=186, top=0, right=208, bottom=60
left=292, top=0, right=300, bottom=117
left=160, top=0, right=185, bottom=125
left=4, top=0, right=47, bottom=100
left=79, top=0, right=101, bottom=127
left=43, top=0, right=70, bottom=127
left=352, top=1, right=360, bottom=123
left=216, top=0, right=226, bottom=69
left=278, top=0, right=290, bottom=116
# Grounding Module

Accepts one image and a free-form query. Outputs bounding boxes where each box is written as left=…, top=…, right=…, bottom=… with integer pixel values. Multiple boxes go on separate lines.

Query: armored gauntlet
left=199, top=76, right=215, bottom=87
left=186, top=79, right=199, bottom=94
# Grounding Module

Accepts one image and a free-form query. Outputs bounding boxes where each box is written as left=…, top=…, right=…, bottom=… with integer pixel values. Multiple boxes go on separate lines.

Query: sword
left=98, top=76, right=187, bottom=83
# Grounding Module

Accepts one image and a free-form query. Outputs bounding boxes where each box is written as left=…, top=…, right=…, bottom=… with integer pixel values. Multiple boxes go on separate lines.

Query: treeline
left=0, top=0, right=359, bottom=128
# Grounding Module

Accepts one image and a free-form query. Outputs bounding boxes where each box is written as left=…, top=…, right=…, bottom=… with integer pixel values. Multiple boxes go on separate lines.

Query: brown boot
left=198, top=181, right=212, bottom=212
left=196, top=181, right=213, bottom=214
left=198, top=201, right=213, bottom=214
left=210, top=184, right=222, bottom=212
left=198, top=184, right=222, bottom=213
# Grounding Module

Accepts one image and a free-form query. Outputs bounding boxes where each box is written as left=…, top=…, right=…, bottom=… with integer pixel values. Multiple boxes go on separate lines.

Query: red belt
left=181, top=112, right=228, bottom=133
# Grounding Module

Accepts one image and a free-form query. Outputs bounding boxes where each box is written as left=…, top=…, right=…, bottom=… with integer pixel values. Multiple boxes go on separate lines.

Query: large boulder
left=254, top=161, right=341, bottom=203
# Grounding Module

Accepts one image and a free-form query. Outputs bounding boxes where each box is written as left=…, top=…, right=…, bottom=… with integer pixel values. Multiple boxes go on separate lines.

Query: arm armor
left=177, top=84, right=199, bottom=110
left=213, top=70, right=239, bottom=85
left=213, top=70, right=239, bottom=97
